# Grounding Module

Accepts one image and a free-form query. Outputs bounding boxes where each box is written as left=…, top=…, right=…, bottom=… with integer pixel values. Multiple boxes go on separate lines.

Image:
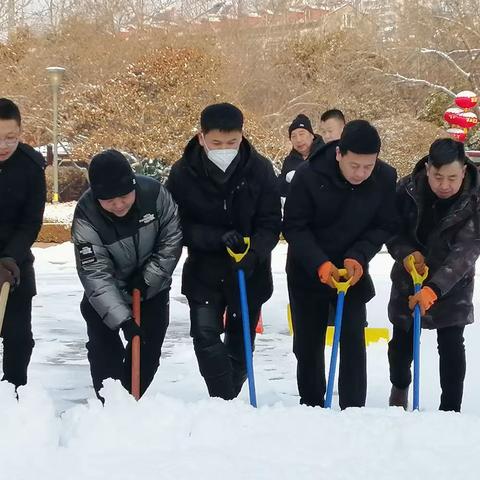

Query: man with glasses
left=0, top=98, right=46, bottom=391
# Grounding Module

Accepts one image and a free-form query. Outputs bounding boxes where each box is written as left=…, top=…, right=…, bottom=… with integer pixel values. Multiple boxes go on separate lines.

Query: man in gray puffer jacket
left=72, top=150, right=182, bottom=400
left=387, top=138, right=480, bottom=412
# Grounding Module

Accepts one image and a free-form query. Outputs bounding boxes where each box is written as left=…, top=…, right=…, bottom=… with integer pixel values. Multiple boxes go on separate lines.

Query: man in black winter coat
left=166, top=103, right=281, bottom=400
left=387, top=138, right=480, bottom=412
left=283, top=120, right=398, bottom=409
left=278, top=114, right=324, bottom=199
left=72, top=150, right=182, bottom=400
left=0, top=98, right=46, bottom=390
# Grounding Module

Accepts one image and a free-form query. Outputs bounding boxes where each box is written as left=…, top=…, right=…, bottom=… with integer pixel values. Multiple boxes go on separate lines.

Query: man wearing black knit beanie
left=278, top=114, right=324, bottom=199
left=72, top=149, right=182, bottom=401
left=283, top=120, right=398, bottom=409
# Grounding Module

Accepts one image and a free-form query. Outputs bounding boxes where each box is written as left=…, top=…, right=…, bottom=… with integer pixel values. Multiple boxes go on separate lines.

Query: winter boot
left=389, top=385, right=408, bottom=410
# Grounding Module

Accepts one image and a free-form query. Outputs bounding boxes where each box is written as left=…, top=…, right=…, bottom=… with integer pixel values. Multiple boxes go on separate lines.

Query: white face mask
left=201, top=133, right=239, bottom=172
left=206, top=148, right=238, bottom=172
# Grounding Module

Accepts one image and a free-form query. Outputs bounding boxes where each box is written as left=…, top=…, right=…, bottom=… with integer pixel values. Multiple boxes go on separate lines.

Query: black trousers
left=189, top=298, right=261, bottom=400
left=80, top=290, right=169, bottom=400
left=1, top=274, right=35, bottom=388
left=388, top=324, right=466, bottom=412
left=288, top=284, right=367, bottom=409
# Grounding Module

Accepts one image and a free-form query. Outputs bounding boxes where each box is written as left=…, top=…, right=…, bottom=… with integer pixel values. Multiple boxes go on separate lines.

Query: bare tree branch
left=448, top=49, right=480, bottom=54
left=372, top=68, right=456, bottom=97
left=434, top=15, right=480, bottom=41
left=420, top=48, right=472, bottom=79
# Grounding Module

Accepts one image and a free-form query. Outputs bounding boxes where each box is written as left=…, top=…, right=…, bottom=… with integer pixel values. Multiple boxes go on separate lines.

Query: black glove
left=120, top=318, right=143, bottom=342
left=127, top=270, right=149, bottom=296
left=0, top=258, right=20, bottom=288
left=232, top=251, right=257, bottom=279
left=221, top=230, right=246, bottom=253
left=0, top=264, right=14, bottom=287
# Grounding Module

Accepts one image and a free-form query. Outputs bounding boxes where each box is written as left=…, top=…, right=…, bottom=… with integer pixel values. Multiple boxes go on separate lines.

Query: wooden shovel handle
left=0, top=282, right=11, bottom=336
left=131, top=288, right=141, bottom=401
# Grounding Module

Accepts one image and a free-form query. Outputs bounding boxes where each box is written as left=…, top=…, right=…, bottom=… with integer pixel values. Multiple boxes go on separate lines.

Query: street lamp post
left=46, top=66, right=65, bottom=203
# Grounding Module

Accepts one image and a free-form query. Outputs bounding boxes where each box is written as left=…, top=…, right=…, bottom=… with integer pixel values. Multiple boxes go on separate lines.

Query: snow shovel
left=407, top=255, right=429, bottom=411
left=325, top=269, right=352, bottom=409
left=131, top=288, right=141, bottom=401
left=0, top=282, right=10, bottom=335
left=227, top=237, right=257, bottom=408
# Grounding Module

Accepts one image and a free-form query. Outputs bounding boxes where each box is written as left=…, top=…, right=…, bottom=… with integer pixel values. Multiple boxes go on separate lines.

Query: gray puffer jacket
left=72, top=175, right=182, bottom=329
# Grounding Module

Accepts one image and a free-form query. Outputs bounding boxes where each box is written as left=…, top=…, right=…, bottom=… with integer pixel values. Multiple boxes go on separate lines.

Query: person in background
left=278, top=114, right=324, bottom=200
left=319, top=109, right=346, bottom=144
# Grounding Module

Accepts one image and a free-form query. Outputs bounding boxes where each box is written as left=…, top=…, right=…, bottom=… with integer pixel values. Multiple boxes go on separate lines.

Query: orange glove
left=403, top=251, right=426, bottom=275
left=408, top=286, right=437, bottom=316
left=317, top=261, right=339, bottom=289
left=344, top=258, right=363, bottom=286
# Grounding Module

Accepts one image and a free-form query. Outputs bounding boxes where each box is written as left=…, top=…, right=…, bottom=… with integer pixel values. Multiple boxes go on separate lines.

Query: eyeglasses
left=0, top=138, right=18, bottom=147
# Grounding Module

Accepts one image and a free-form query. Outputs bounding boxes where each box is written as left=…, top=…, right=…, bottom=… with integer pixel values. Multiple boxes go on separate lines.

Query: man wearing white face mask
left=166, top=103, right=281, bottom=400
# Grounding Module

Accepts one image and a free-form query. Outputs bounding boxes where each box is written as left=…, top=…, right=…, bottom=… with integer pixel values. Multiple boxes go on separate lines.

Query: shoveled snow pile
left=1, top=379, right=479, bottom=480
left=0, top=242, right=478, bottom=479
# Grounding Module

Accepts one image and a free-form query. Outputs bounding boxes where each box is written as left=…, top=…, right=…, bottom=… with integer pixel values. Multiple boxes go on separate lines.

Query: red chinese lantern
left=458, top=111, right=478, bottom=129
left=455, top=90, right=478, bottom=110
left=443, top=107, right=463, bottom=126
left=447, top=128, right=467, bottom=142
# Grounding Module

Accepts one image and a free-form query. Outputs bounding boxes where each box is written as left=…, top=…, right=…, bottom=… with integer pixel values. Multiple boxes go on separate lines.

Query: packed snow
left=1, top=242, right=480, bottom=479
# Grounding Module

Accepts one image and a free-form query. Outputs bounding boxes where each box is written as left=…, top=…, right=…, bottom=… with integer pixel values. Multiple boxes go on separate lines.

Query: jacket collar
left=405, top=155, right=479, bottom=230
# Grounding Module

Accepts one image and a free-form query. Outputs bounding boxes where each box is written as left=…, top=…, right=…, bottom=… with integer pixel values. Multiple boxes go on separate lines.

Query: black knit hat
left=88, top=149, right=136, bottom=200
left=288, top=114, right=314, bottom=137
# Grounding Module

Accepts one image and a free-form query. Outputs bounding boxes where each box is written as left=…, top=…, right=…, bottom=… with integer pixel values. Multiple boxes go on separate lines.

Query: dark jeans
left=288, top=284, right=367, bottom=409
left=81, top=290, right=169, bottom=400
left=388, top=324, right=466, bottom=412
left=189, top=299, right=261, bottom=400
left=1, top=277, right=35, bottom=388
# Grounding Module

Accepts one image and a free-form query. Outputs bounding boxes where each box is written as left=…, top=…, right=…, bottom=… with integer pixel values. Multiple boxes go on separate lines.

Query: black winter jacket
left=387, top=156, right=480, bottom=330
left=166, top=136, right=281, bottom=308
left=278, top=136, right=324, bottom=197
left=0, top=143, right=46, bottom=296
left=283, top=141, right=398, bottom=300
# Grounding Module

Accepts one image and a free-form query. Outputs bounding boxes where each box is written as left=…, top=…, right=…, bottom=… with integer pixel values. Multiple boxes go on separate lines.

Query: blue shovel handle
left=406, top=255, right=428, bottom=412
left=325, top=291, right=345, bottom=408
left=325, top=269, right=352, bottom=408
left=413, top=283, right=421, bottom=411
left=227, top=237, right=257, bottom=408
left=237, top=268, right=257, bottom=408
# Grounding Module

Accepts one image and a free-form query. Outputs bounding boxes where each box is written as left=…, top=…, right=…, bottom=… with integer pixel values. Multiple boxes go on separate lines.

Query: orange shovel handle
left=131, top=288, right=141, bottom=401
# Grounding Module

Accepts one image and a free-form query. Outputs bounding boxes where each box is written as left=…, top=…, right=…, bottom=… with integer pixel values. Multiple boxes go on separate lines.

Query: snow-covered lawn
left=1, top=242, right=479, bottom=479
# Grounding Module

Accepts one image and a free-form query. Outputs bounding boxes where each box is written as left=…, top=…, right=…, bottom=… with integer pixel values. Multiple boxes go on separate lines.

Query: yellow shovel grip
left=226, top=237, right=251, bottom=263
left=407, top=254, right=429, bottom=286
left=332, top=268, right=352, bottom=293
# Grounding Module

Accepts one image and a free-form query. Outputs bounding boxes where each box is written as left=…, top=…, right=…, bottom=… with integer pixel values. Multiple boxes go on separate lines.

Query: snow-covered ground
left=1, top=242, right=480, bottom=479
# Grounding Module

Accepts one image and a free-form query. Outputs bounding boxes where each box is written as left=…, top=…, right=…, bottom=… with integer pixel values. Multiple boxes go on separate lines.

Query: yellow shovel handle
left=226, top=237, right=251, bottom=263
left=407, top=254, right=429, bottom=286
left=332, top=268, right=352, bottom=293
